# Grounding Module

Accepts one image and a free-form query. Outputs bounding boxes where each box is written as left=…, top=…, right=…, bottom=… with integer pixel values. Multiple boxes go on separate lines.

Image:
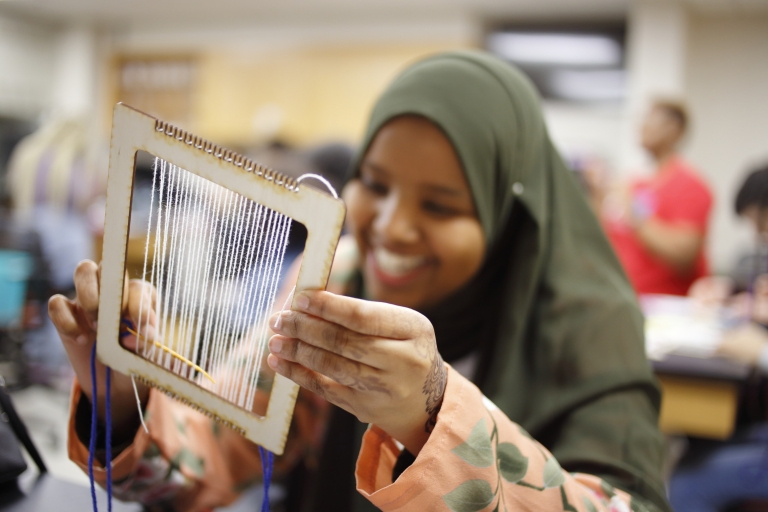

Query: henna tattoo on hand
left=422, top=349, right=447, bottom=433
left=337, top=373, right=392, bottom=396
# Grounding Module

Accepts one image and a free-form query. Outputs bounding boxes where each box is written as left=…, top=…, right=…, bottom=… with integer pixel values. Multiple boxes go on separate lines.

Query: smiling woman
left=54, top=50, right=670, bottom=512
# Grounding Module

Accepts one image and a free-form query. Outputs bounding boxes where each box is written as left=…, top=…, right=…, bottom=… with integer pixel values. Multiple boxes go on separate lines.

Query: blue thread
left=89, top=343, right=114, bottom=512
left=105, top=366, right=113, bottom=512
left=258, top=446, right=274, bottom=512
left=120, top=319, right=134, bottom=338
left=89, top=344, right=99, bottom=512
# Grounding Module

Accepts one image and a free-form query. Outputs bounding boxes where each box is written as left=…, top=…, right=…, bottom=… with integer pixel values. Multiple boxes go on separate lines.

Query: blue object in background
left=0, top=250, right=33, bottom=327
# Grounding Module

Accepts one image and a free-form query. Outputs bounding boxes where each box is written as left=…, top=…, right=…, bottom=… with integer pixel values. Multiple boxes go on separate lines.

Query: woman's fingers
left=267, top=289, right=444, bottom=455
left=126, top=279, right=158, bottom=340
left=292, top=290, right=428, bottom=339
left=268, top=335, right=388, bottom=394
left=271, top=310, right=391, bottom=365
left=50, top=261, right=152, bottom=429
left=73, top=260, right=100, bottom=328
left=49, top=295, right=91, bottom=344
left=49, top=293, right=100, bottom=402
left=267, top=353, right=356, bottom=412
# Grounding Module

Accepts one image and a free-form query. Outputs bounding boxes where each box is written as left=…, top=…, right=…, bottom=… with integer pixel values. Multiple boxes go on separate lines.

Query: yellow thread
left=125, top=326, right=216, bottom=384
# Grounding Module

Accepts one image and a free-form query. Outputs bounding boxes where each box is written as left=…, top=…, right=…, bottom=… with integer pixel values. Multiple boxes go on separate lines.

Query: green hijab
left=311, top=51, right=669, bottom=512
left=355, top=51, right=543, bottom=243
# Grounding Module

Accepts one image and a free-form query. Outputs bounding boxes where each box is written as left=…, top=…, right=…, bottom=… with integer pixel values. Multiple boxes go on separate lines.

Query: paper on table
left=641, top=294, right=724, bottom=361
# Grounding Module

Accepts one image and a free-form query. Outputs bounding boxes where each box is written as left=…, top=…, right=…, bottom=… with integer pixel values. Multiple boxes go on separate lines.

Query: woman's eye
left=362, top=178, right=388, bottom=196
left=423, top=201, right=458, bottom=216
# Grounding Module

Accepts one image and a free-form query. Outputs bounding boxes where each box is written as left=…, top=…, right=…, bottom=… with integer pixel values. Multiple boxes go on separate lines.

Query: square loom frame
left=98, top=103, right=346, bottom=455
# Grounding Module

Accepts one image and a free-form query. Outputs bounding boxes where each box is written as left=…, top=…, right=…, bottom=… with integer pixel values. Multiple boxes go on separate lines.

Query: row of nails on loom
left=154, top=120, right=299, bottom=191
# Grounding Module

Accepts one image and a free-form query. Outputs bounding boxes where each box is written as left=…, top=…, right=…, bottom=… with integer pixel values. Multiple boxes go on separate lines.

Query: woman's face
left=343, top=115, right=485, bottom=310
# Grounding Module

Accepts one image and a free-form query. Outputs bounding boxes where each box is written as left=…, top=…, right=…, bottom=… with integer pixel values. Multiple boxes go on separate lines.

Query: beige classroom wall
left=106, top=19, right=477, bottom=146
left=192, top=43, right=473, bottom=147
left=0, top=12, right=58, bottom=118
left=684, top=12, right=768, bottom=273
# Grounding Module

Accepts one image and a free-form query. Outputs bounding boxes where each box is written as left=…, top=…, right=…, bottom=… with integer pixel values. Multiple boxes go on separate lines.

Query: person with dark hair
left=670, top=162, right=768, bottom=512
left=689, top=163, right=768, bottom=369
left=734, top=165, right=768, bottom=232
left=730, top=165, right=768, bottom=295
left=605, top=99, right=713, bottom=296
left=717, top=167, right=768, bottom=370
left=689, top=163, right=768, bottom=305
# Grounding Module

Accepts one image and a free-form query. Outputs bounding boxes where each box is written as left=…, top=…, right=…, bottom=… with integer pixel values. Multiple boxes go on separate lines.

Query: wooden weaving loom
left=96, top=103, right=345, bottom=455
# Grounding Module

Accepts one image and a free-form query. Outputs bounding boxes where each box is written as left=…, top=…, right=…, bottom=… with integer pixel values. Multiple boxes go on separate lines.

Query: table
left=653, top=354, right=752, bottom=439
left=0, top=471, right=270, bottom=511
left=0, top=474, right=141, bottom=512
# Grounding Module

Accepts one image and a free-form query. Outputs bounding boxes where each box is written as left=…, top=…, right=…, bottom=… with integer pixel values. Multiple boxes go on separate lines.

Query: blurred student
left=689, top=164, right=768, bottom=321
left=730, top=165, right=768, bottom=295
left=5, top=117, right=105, bottom=386
left=669, top=164, right=768, bottom=512
left=6, top=117, right=103, bottom=291
left=605, top=100, right=713, bottom=295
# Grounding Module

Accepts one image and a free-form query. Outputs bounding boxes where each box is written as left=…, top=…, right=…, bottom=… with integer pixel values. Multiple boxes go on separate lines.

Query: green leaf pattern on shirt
left=543, top=457, right=566, bottom=489
left=443, top=480, right=496, bottom=512
left=451, top=419, right=495, bottom=468
left=496, top=442, right=528, bottom=483
left=172, top=447, right=205, bottom=478
left=443, top=409, right=595, bottom=512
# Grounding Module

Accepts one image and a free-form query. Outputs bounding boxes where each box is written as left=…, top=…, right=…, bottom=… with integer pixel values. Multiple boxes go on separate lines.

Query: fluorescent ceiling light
left=547, top=69, right=626, bottom=101
left=487, top=33, right=621, bottom=67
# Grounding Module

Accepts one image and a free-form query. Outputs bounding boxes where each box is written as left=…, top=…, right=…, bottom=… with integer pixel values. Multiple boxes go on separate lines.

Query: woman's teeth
left=373, top=248, right=426, bottom=276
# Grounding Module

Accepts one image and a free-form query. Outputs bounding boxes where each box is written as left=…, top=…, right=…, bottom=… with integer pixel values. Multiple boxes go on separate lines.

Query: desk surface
left=0, top=472, right=271, bottom=511
left=0, top=474, right=141, bottom=512
left=652, top=353, right=752, bottom=382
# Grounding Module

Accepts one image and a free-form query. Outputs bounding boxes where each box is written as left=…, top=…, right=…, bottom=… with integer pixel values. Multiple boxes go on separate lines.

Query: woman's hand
left=268, top=291, right=447, bottom=455
left=48, top=260, right=156, bottom=439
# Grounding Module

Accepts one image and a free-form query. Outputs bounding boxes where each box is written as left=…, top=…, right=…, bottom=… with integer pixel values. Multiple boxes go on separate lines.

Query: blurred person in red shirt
left=605, top=100, right=713, bottom=296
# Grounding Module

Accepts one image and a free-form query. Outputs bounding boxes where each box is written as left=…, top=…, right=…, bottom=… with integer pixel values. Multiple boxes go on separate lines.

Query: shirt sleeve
left=67, top=378, right=329, bottom=510
left=655, top=171, right=712, bottom=232
left=355, top=365, right=658, bottom=512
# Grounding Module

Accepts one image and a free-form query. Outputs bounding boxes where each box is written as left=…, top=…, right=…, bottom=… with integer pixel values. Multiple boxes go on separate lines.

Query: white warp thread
left=131, top=374, right=149, bottom=434
left=296, top=173, right=339, bottom=198
left=129, top=164, right=338, bottom=421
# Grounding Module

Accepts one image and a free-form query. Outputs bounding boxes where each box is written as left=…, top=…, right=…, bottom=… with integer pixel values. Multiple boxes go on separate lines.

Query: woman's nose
left=373, top=194, right=419, bottom=245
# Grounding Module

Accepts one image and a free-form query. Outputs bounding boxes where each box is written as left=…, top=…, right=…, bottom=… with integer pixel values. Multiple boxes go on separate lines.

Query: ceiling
left=1, top=0, right=766, bottom=31
left=0, top=0, right=632, bottom=26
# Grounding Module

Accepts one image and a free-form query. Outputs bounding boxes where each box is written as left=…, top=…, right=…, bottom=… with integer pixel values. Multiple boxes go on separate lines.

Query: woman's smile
left=366, top=247, right=431, bottom=288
